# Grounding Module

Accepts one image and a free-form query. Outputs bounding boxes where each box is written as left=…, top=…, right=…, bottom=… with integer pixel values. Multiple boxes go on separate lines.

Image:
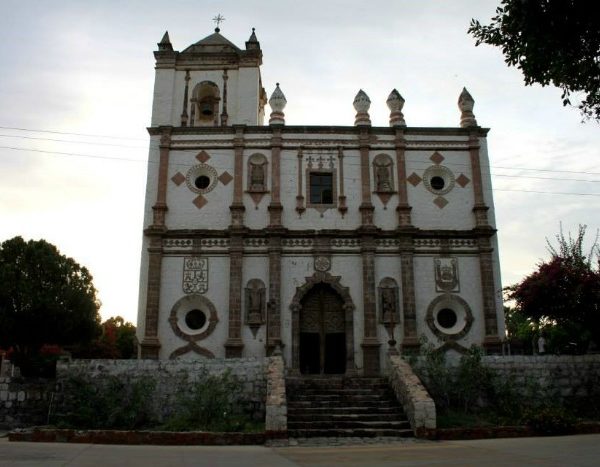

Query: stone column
left=358, top=127, right=375, bottom=226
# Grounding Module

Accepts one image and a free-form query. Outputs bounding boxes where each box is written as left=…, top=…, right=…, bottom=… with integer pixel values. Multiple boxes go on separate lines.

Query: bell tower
left=151, top=26, right=267, bottom=127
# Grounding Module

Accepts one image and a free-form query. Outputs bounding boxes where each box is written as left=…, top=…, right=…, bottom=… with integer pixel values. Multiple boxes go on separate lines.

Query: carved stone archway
left=290, top=271, right=356, bottom=374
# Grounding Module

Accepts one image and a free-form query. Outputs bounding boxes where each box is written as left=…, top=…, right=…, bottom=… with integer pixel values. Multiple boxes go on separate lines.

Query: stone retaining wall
left=481, top=355, right=600, bottom=399
left=0, top=377, right=55, bottom=429
left=387, top=355, right=436, bottom=436
left=55, top=358, right=268, bottom=422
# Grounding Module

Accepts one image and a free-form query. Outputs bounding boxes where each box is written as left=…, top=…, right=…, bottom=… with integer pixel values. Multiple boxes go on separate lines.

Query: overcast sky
left=1, top=0, right=598, bottom=324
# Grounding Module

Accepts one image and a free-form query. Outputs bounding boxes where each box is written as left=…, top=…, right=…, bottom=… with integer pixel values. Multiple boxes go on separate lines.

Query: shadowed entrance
left=290, top=271, right=356, bottom=375
left=299, top=284, right=346, bottom=374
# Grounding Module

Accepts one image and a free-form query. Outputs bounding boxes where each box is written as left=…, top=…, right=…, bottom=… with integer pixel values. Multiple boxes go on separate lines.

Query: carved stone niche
left=246, top=153, right=269, bottom=208
left=378, top=277, right=400, bottom=325
left=372, top=154, right=396, bottom=208
left=245, top=279, right=266, bottom=337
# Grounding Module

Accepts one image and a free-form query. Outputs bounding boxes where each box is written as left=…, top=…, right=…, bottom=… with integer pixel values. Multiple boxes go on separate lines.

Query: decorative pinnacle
left=458, top=87, right=477, bottom=127
left=213, top=14, right=225, bottom=32
left=353, top=89, right=371, bottom=113
left=387, top=89, right=406, bottom=127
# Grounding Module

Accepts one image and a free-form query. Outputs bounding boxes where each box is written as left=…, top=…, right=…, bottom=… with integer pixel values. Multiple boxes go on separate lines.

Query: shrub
left=162, top=369, right=257, bottom=432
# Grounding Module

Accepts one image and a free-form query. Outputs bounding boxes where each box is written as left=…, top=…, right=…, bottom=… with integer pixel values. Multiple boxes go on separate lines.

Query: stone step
left=289, top=393, right=393, bottom=402
left=287, top=406, right=404, bottom=415
left=287, top=413, right=404, bottom=422
left=289, top=388, right=392, bottom=396
left=288, top=420, right=411, bottom=430
left=288, top=428, right=414, bottom=438
left=288, top=400, right=400, bottom=409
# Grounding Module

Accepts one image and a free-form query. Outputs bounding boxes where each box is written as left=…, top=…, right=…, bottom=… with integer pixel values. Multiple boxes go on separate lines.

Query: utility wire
left=0, top=126, right=146, bottom=141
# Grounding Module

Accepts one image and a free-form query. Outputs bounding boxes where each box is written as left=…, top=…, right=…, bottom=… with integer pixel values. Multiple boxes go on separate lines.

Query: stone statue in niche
left=250, top=163, right=264, bottom=189
left=245, top=279, right=266, bottom=337
left=373, top=154, right=394, bottom=192
left=247, top=153, right=268, bottom=192
left=434, top=257, right=459, bottom=292
left=378, top=277, right=399, bottom=324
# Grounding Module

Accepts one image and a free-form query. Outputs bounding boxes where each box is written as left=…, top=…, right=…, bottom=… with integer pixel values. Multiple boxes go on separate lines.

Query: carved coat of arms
left=434, top=257, right=459, bottom=292
left=183, top=257, right=208, bottom=294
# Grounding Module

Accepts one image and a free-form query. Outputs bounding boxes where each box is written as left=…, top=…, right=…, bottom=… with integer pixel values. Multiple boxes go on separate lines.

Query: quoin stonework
left=136, top=25, right=505, bottom=376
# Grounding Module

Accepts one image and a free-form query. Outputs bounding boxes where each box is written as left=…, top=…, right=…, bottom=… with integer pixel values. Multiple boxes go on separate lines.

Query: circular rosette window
left=423, top=165, right=455, bottom=195
left=168, top=295, right=218, bottom=341
left=425, top=294, right=473, bottom=341
left=185, top=163, right=218, bottom=194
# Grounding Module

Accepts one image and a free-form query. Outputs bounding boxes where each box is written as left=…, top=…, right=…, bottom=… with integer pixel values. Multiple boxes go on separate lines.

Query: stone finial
left=458, top=87, right=478, bottom=127
left=246, top=27, right=260, bottom=50
left=269, top=83, right=287, bottom=125
left=157, top=31, right=173, bottom=51
left=387, top=89, right=406, bottom=127
left=353, top=89, right=371, bottom=126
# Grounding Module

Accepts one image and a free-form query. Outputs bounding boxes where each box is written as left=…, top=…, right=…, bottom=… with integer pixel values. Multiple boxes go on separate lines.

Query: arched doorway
left=299, top=284, right=346, bottom=374
left=290, top=271, right=355, bottom=375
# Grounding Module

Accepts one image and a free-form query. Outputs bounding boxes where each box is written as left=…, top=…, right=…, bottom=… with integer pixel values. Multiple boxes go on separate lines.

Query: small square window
left=309, top=173, right=333, bottom=204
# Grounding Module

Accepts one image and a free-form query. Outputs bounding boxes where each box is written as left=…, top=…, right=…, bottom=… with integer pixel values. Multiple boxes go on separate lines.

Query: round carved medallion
left=314, top=256, right=331, bottom=272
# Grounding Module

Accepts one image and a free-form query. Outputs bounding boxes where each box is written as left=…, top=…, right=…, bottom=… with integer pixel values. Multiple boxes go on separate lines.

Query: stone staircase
left=286, top=376, right=413, bottom=438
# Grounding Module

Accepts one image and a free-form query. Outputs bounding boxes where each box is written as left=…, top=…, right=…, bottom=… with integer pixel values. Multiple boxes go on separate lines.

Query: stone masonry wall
left=55, top=358, right=269, bottom=423
left=0, top=376, right=55, bottom=429
left=481, top=355, right=600, bottom=400
left=387, top=355, right=436, bottom=436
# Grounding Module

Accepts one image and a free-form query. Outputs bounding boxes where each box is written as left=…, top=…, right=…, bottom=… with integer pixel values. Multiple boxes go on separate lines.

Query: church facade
left=137, top=27, right=505, bottom=375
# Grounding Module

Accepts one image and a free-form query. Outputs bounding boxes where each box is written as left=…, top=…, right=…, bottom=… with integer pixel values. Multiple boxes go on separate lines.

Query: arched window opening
left=191, top=81, right=220, bottom=126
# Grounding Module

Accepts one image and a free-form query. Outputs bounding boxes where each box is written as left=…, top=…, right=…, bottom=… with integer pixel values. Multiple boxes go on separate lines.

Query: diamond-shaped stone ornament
left=218, top=171, right=233, bottom=185
left=433, top=196, right=448, bottom=209
left=193, top=195, right=207, bottom=209
left=196, top=151, right=211, bottom=163
left=171, top=172, right=185, bottom=186
left=456, top=173, right=470, bottom=188
left=430, top=151, right=445, bottom=165
left=407, top=172, right=422, bottom=186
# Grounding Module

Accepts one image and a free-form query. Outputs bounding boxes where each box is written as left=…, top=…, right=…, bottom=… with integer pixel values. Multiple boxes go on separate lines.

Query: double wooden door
left=299, top=284, right=346, bottom=374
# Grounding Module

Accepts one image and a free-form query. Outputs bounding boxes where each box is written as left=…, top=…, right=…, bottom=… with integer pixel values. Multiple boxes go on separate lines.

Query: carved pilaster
left=267, top=235, right=282, bottom=354
left=151, top=127, right=172, bottom=228
left=295, top=148, right=305, bottom=215
left=180, top=70, right=190, bottom=127
left=337, top=146, right=348, bottom=216
left=468, top=131, right=490, bottom=227
left=230, top=125, right=246, bottom=228
left=140, top=235, right=163, bottom=359
left=358, top=128, right=374, bottom=226
left=225, top=236, right=244, bottom=357
left=361, top=236, right=380, bottom=374
left=220, top=69, right=229, bottom=126
left=394, top=128, right=413, bottom=227
left=399, top=236, right=419, bottom=351
left=269, top=128, right=283, bottom=227
left=478, top=236, right=500, bottom=343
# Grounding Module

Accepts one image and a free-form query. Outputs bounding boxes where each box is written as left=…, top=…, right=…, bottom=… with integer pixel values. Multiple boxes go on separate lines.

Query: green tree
left=506, top=225, right=600, bottom=353
left=75, top=316, right=137, bottom=359
left=469, top=0, right=600, bottom=121
left=0, top=237, right=101, bottom=375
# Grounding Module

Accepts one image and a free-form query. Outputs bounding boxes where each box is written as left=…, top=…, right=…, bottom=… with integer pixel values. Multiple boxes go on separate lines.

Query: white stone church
left=137, top=26, right=505, bottom=375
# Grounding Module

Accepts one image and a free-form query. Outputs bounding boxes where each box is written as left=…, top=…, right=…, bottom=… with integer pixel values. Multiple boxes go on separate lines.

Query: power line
left=1, top=126, right=598, bottom=176
left=0, top=126, right=146, bottom=141
left=0, top=133, right=149, bottom=149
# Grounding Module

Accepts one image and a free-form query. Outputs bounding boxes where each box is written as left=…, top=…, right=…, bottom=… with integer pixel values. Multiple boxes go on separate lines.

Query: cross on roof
left=213, top=14, right=225, bottom=30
